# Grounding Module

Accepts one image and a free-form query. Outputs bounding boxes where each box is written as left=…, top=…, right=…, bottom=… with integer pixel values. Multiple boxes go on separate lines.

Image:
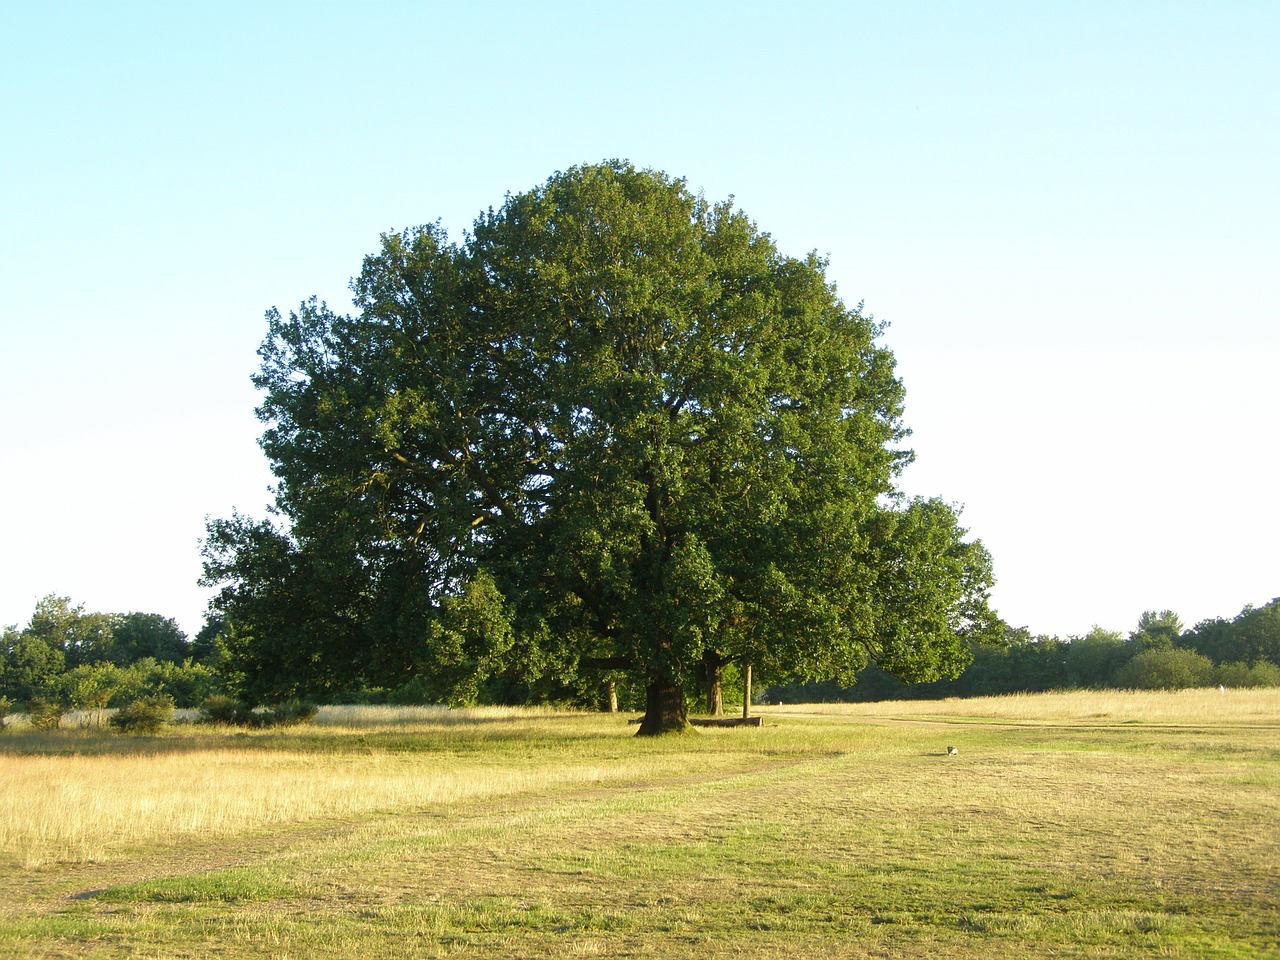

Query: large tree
left=204, top=161, right=999, bottom=732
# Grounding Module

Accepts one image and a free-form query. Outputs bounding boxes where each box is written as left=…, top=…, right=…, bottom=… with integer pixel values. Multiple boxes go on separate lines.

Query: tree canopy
left=203, top=161, right=1000, bottom=732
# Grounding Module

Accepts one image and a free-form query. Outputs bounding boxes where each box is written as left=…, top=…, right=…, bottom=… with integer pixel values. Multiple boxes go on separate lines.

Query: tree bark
left=635, top=677, right=690, bottom=735
left=706, top=662, right=724, bottom=716
left=601, top=679, right=618, bottom=714
left=742, top=661, right=752, bottom=719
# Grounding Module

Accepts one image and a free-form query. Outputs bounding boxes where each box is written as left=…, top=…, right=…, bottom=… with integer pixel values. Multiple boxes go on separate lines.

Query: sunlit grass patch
left=96, top=866, right=295, bottom=904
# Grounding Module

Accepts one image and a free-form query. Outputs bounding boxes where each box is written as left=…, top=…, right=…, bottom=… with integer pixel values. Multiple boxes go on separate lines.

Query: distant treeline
left=4, top=595, right=1279, bottom=718
left=0, top=596, right=226, bottom=713
left=767, top=601, right=1280, bottom=703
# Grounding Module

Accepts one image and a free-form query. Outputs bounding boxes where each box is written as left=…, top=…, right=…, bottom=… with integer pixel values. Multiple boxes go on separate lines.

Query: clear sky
left=2, top=2, right=1277, bottom=640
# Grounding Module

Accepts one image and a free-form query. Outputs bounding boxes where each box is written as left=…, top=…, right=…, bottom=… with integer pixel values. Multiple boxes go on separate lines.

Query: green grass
left=1, top=691, right=1277, bottom=958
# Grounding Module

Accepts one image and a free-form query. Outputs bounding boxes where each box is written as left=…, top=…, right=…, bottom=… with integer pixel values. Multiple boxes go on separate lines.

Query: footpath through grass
left=1, top=690, right=1277, bottom=959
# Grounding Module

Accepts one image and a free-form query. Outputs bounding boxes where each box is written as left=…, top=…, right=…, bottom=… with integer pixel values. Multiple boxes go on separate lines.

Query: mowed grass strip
left=0, top=690, right=1276, bottom=959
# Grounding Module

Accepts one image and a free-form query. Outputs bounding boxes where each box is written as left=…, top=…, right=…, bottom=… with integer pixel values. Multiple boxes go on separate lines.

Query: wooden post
left=742, top=662, right=752, bottom=719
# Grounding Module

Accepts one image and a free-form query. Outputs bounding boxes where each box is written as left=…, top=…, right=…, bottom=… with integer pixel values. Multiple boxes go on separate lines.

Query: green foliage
left=2, top=598, right=214, bottom=709
left=766, top=607, right=1280, bottom=702
left=387, top=677, right=433, bottom=706
left=61, top=662, right=131, bottom=726
left=1230, top=600, right=1280, bottom=663
left=0, top=695, right=11, bottom=730
left=269, top=699, right=318, bottom=727
left=191, top=614, right=231, bottom=668
left=1248, top=660, right=1280, bottom=686
left=1128, top=609, right=1184, bottom=651
left=1212, top=661, right=1253, bottom=688
left=108, top=696, right=175, bottom=735
left=197, top=694, right=247, bottom=725
left=134, top=659, right=221, bottom=708
left=1215, top=660, right=1280, bottom=688
left=23, top=595, right=117, bottom=667
left=406, top=570, right=515, bottom=707
left=1113, top=647, right=1215, bottom=690
left=56, top=659, right=219, bottom=711
left=770, top=625, right=1064, bottom=702
left=25, top=697, right=64, bottom=730
left=1064, top=627, right=1129, bottom=688
left=195, top=695, right=316, bottom=728
left=0, top=628, right=65, bottom=702
left=111, top=613, right=190, bottom=664
left=1187, top=598, right=1280, bottom=666
left=204, top=162, right=997, bottom=728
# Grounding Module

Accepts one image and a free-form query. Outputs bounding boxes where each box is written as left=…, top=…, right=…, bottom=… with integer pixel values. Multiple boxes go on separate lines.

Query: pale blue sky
left=2, top=2, right=1277, bottom=640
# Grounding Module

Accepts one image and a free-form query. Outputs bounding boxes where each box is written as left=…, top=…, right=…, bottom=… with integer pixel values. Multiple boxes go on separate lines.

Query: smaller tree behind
left=23, top=596, right=116, bottom=668
left=1065, top=627, right=1129, bottom=688
left=0, top=627, right=65, bottom=703
left=110, top=613, right=190, bottom=664
left=1128, top=610, right=1184, bottom=651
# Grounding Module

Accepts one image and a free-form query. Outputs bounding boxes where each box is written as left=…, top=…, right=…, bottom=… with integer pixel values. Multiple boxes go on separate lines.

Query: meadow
left=1, top=690, right=1277, bottom=959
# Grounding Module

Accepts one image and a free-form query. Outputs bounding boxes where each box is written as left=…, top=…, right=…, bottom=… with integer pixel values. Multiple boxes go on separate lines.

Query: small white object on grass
left=947, top=746, right=958, bottom=756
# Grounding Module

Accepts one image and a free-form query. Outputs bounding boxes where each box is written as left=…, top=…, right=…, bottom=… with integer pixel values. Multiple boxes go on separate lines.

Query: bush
left=196, top=695, right=317, bottom=728
left=1113, top=647, right=1214, bottom=690
left=388, top=677, right=433, bottom=706
left=136, top=659, right=220, bottom=708
left=108, top=696, right=174, bottom=735
left=0, top=695, right=11, bottom=730
left=270, top=699, right=318, bottom=727
left=1214, top=661, right=1254, bottom=688
left=198, top=694, right=250, bottom=725
left=1246, top=660, right=1280, bottom=687
left=26, top=697, right=64, bottom=730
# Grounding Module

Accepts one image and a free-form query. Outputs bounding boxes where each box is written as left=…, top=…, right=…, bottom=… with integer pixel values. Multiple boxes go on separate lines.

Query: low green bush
left=109, top=696, right=174, bottom=735
left=1112, top=647, right=1214, bottom=690
left=197, top=694, right=249, bottom=725
left=196, top=695, right=317, bottom=728
left=1245, top=660, right=1280, bottom=687
left=26, top=697, right=64, bottom=730
left=270, top=699, right=318, bottom=726
left=388, top=677, right=433, bottom=706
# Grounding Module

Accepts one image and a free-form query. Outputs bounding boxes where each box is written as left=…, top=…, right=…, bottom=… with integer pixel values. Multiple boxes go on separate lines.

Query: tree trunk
left=742, top=661, right=752, bottom=719
left=706, top=661, right=724, bottom=716
left=601, top=679, right=618, bottom=714
left=635, top=677, right=690, bottom=736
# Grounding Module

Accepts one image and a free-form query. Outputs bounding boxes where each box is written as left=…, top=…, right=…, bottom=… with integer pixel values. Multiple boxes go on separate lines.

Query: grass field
left=1, top=690, right=1277, bottom=959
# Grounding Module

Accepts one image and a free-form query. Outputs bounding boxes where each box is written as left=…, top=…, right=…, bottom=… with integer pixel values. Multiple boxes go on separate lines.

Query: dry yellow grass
left=0, top=707, right=681, bottom=868
left=766, top=686, right=1280, bottom=725
left=310, top=703, right=582, bottom=729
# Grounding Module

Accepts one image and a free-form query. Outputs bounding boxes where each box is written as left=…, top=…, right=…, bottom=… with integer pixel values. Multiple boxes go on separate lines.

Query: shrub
left=388, top=677, right=433, bottom=706
left=26, top=697, right=64, bottom=730
left=1247, top=660, right=1280, bottom=687
left=109, top=696, right=174, bottom=735
left=1113, top=647, right=1214, bottom=690
left=1215, top=661, right=1253, bottom=688
left=270, top=699, right=318, bottom=727
left=136, top=659, right=221, bottom=708
left=0, top=695, right=10, bottom=730
left=196, top=696, right=317, bottom=728
left=198, top=694, right=250, bottom=725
